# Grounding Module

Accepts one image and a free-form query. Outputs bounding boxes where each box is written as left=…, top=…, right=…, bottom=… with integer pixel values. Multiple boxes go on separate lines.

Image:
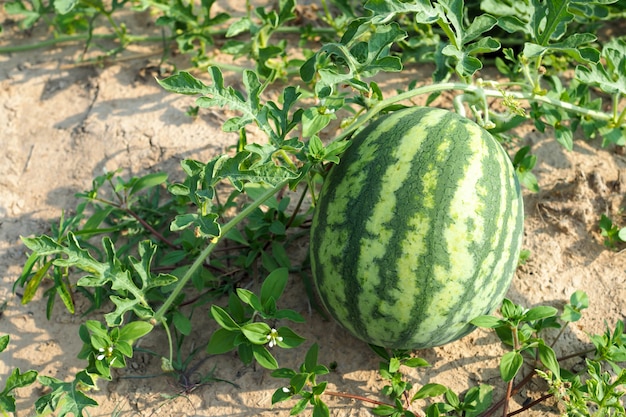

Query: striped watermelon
left=310, top=107, right=524, bottom=350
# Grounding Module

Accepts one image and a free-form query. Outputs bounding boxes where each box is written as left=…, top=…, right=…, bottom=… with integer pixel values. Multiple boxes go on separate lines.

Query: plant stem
left=324, top=390, right=392, bottom=407
left=123, top=208, right=178, bottom=248
left=333, top=81, right=617, bottom=144
left=507, top=393, right=554, bottom=416
left=152, top=180, right=288, bottom=322
left=502, top=327, right=521, bottom=417
left=162, top=317, right=174, bottom=366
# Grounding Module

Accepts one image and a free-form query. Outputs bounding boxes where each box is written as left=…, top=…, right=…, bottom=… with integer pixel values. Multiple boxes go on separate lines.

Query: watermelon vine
left=3, top=0, right=626, bottom=416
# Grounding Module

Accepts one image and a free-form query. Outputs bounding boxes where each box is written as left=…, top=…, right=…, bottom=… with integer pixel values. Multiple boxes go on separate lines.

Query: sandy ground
left=1, top=6, right=626, bottom=417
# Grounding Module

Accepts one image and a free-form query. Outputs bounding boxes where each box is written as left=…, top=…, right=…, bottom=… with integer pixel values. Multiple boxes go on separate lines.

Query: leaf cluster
left=207, top=268, right=305, bottom=370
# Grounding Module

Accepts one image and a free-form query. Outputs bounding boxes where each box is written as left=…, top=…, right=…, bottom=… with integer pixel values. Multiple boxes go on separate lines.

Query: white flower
left=265, top=328, right=283, bottom=348
left=282, top=386, right=291, bottom=393
left=96, top=346, right=114, bottom=362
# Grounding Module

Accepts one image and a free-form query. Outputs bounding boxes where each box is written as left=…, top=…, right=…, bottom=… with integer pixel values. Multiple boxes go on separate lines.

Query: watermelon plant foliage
left=4, top=0, right=626, bottom=416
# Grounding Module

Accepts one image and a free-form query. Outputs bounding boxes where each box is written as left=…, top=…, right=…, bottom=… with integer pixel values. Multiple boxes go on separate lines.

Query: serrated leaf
left=523, top=33, right=599, bottom=64
left=5, top=1, right=43, bottom=29
left=3, top=368, right=38, bottom=394
left=170, top=213, right=220, bottom=237
left=464, top=14, right=498, bottom=44
left=531, top=0, right=573, bottom=45
left=226, top=16, right=251, bottom=37
left=364, top=0, right=439, bottom=25
left=35, top=371, right=98, bottom=416
left=576, top=38, right=626, bottom=96
left=0, top=335, right=8, bottom=353
left=157, top=71, right=211, bottom=95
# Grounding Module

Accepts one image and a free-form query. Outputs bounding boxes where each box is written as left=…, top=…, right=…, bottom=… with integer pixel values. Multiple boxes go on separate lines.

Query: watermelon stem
left=332, top=81, right=619, bottom=145
left=152, top=179, right=290, bottom=324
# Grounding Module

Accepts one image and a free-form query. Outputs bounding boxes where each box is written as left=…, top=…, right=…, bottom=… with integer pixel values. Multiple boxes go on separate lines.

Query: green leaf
left=172, top=311, right=192, bottom=336
left=225, top=16, right=251, bottom=37
left=0, top=367, right=38, bottom=413
left=157, top=72, right=211, bottom=95
left=21, top=260, right=52, bottom=304
left=531, top=0, right=573, bottom=45
left=236, top=288, right=264, bottom=311
left=0, top=335, right=8, bottom=352
left=23, top=234, right=166, bottom=326
left=251, top=344, right=278, bottom=369
left=500, top=298, right=525, bottom=320
left=2, top=368, right=38, bottom=396
left=464, top=14, right=499, bottom=44
left=54, top=0, right=78, bottom=14
left=403, top=357, right=430, bottom=368
left=576, top=38, right=626, bottom=96
left=304, top=343, right=320, bottom=372
left=207, top=328, right=239, bottom=355
left=271, top=368, right=297, bottom=379
left=538, top=343, right=560, bottom=378
left=364, top=0, right=439, bottom=25
left=524, top=306, right=558, bottom=321
left=241, top=322, right=271, bottom=344
left=302, top=108, right=336, bottom=138
left=5, top=1, right=43, bottom=30
left=35, top=371, right=98, bottom=416
left=275, top=326, right=305, bottom=349
left=464, top=385, right=493, bottom=417
left=371, top=404, right=397, bottom=416
left=312, top=399, right=330, bottom=417
left=444, top=388, right=460, bottom=408
left=129, top=172, right=168, bottom=196
left=412, top=383, right=448, bottom=401
left=271, top=386, right=293, bottom=404
left=260, top=267, right=289, bottom=307
left=210, top=305, right=241, bottom=331
left=389, top=357, right=401, bottom=373
left=471, top=315, right=502, bottom=328
left=522, top=33, right=599, bottom=64
left=500, top=351, right=523, bottom=381
left=117, top=321, right=153, bottom=343
left=171, top=213, right=220, bottom=237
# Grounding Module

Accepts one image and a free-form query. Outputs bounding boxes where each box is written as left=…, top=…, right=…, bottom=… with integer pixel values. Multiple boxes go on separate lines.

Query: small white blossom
left=96, top=346, right=114, bottom=362
left=282, top=386, right=291, bottom=393
left=266, top=328, right=283, bottom=348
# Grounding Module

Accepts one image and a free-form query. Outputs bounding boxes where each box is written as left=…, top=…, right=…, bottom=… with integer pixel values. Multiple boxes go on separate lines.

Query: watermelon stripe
left=310, top=107, right=524, bottom=349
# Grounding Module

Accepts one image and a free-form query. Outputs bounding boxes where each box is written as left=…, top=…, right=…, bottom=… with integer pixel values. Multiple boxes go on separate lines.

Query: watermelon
left=310, top=107, right=524, bottom=350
